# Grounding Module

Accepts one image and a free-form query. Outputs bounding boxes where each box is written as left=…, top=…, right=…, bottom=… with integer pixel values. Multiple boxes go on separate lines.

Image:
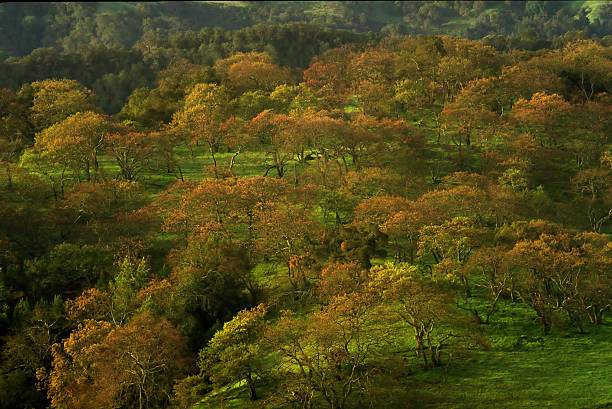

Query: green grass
left=407, top=298, right=612, bottom=409
left=192, top=284, right=612, bottom=409
left=95, top=145, right=271, bottom=195
left=413, top=333, right=612, bottom=408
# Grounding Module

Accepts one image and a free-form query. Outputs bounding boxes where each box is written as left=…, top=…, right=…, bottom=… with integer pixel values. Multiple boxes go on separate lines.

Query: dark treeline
left=2, top=1, right=611, bottom=115
left=0, top=23, right=377, bottom=113
left=1, top=2, right=611, bottom=59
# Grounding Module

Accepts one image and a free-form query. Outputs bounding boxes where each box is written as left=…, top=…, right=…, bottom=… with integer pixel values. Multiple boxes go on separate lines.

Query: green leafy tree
left=109, top=256, right=151, bottom=325
left=24, top=243, right=113, bottom=300
left=370, top=263, right=466, bottom=369
left=269, top=292, right=387, bottom=409
left=198, top=304, right=268, bottom=401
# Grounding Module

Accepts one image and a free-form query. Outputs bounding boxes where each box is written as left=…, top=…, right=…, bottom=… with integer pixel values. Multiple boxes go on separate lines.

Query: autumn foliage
left=1, top=25, right=611, bottom=409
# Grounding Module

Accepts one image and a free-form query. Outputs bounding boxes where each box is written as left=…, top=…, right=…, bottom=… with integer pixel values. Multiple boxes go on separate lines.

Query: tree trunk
left=245, top=369, right=257, bottom=401
left=461, top=276, right=471, bottom=298
left=177, top=163, right=184, bottom=181
left=4, top=164, right=12, bottom=189
left=414, top=330, right=429, bottom=369
left=138, top=385, right=143, bottom=409
left=229, top=147, right=241, bottom=174
left=540, top=316, right=550, bottom=335
left=341, top=155, right=349, bottom=173
left=60, top=168, right=66, bottom=197
left=349, top=149, right=360, bottom=171
left=484, top=294, right=500, bottom=324
left=210, top=146, right=218, bottom=178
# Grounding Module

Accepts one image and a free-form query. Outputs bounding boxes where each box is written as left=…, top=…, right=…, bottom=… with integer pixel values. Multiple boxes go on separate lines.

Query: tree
left=117, top=87, right=162, bottom=129
left=436, top=55, right=479, bottom=102
left=341, top=114, right=385, bottom=171
left=369, top=263, right=465, bottom=369
left=3, top=297, right=66, bottom=392
left=34, top=111, right=113, bottom=181
left=0, top=159, right=51, bottom=205
left=380, top=207, right=424, bottom=263
left=214, top=52, right=273, bottom=80
left=104, top=128, right=154, bottom=181
left=160, top=176, right=295, bottom=257
left=351, top=195, right=411, bottom=267
left=319, top=188, right=355, bottom=226
left=572, top=168, right=612, bottom=233
left=24, top=243, right=113, bottom=300
left=510, top=92, right=571, bottom=148
left=454, top=65, right=565, bottom=115
left=268, top=291, right=386, bottom=409
left=440, top=103, right=497, bottom=170
left=118, top=66, right=218, bottom=129
left=246, top=110, right=297, bottom=178
left=341, top=167, right=404, bottom=200
left=171, top=83, right=242, bottom=178
left=96, top=314, right=192, bottom=409
left=352, top=195, right=410, bottom=231
left=26, top=79, right=98, bottom=130
left=508, top=232, right=588, bottom=334
left=46, top=313, right=192, bottom=409
left=413, top=184, right=491, bottom=226
left=464, top=246, right=514, bottom=323
left=0, top=89, right=33, bottom=165
left=169, top=237, right=255, bottom=339
left=65, top=288, right=112, bottom=324
left=149, top=130, right=185, bottom=181
left=269, top=84, right=301, bottom=114
left=236, top=90, right=274, bottom=120
left=556, top=40, right=612, bottom=101
left=254, top=202, right=319, bottom=287
left=417, top=217, right=489, bottom=297
left=233, top=176, right=292, bottom=248
left=59, top=180, right=146, bottom=226
left=577, top=233, right=612, bottom=325
left=225, top=56, right=294, bottom=93
left=566, top=101, right=612, bottom=171
left=161, top=177, right=237, bottom=241
left=19, top=149, right=70, bottom=202
left=303, top=61, right=350, bottom=109
left=316, top=261, right=367, bottom=302
left=198, top=304, right=267, bottom=401
left=109, top=256, right=151, bottom=325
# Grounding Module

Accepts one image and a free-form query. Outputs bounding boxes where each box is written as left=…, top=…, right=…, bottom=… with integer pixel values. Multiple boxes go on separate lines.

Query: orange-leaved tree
left=34, top=111, right=113, bottom=181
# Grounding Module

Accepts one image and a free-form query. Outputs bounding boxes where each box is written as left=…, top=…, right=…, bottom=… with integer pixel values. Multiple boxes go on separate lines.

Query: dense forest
left=1, top=1, right=611, bottom=58
left=1, top=2, right=611, bottom=409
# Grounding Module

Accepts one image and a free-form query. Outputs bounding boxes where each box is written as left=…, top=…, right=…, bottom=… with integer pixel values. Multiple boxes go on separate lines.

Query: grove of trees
left=0, top=5, right=611, bottom=409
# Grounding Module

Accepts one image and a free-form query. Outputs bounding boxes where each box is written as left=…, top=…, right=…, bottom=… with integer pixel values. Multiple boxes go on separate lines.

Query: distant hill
left=0, top=1, right=610, bottom=58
